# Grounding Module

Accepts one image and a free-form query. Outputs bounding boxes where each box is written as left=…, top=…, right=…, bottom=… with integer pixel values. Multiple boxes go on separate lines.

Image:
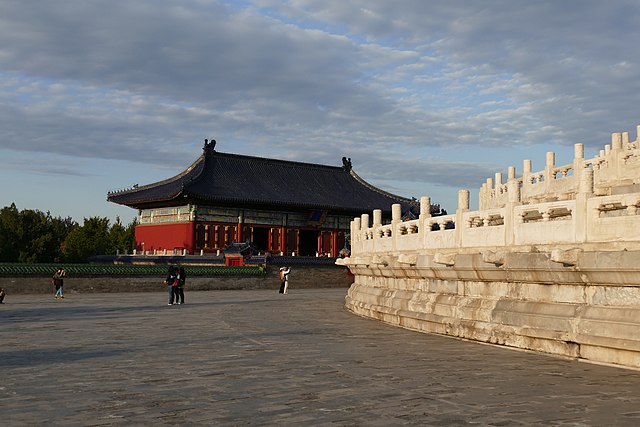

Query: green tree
left=48, top=214, right=77, bottom=261
left=107, top=216, right=137, bottom=255
left=125, top=218, right=137, bottom=250
left=0, top=204, right=76, bottom=262
left=62, top=217, right=111, bottom=262
left=18, top=209, right=52, bottom=263
left=0, top=204, right=137, bottom=262
left=0, top=203, right=21, bottom=262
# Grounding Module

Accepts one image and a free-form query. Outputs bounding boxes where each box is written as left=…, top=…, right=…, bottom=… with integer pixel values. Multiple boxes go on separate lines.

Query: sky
left=2, top=0, right=640, bottom=225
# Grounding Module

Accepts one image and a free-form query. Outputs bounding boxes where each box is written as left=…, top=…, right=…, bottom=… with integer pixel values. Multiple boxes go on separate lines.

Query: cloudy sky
left=2, top=0, right=640, bottom=224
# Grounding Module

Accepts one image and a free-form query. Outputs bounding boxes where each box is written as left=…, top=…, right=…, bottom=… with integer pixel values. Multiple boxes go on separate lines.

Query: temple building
left=107, top=139, right=420, bottom=257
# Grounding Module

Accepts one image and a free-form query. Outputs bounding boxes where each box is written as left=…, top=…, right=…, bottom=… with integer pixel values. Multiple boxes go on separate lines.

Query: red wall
left=135, top=222, right=194, bottom=254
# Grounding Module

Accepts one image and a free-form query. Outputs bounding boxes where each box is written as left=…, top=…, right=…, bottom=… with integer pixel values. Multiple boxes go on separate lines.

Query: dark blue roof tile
left=107, top=145, right=417, bottom=214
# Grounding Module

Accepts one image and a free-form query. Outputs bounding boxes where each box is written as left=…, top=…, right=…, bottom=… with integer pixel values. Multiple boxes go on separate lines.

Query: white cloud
left=1, top=0, right=640, bottom=219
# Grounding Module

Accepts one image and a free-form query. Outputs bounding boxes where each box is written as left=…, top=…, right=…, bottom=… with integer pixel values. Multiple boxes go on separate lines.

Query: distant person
left=0, top=287, right=5, bottom=303
left=278, top=267, right=286, bottom=294
left=59, top=267, right=66, bottom=297
left=52, top=268, right=59, bottom=297
left=280, top=266, right=291, bottom=294
left=53, top=267, right=65, bottom=299
left=176, top=266, right=186, bottom=305
left=164, top=266, right=179, bottom=305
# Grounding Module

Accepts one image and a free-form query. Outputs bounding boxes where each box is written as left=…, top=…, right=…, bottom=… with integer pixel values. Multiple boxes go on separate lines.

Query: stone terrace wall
left=344, top=251, right=640, bottom=369
left=340, top=124, right=640, bottom=370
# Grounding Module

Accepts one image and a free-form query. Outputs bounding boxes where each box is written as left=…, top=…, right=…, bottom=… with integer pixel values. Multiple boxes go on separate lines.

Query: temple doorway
left=298, top=230, right=318, bottom=256
left=252, top=227, right=269, bottom=252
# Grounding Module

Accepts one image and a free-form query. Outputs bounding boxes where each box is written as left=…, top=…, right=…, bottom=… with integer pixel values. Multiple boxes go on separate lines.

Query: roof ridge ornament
left=342, top=156, right=352, bottom=171
left=203, top=138, right=217, bottom=153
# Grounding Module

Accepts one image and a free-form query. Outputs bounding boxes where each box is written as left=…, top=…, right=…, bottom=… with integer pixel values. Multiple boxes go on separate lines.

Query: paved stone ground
left=3, top=289, right=640, bottom=426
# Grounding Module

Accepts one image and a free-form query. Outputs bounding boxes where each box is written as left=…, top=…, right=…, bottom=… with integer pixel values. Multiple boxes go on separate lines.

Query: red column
left=188, top=220, right=195, bottom=255
left=332, top=230, right=338, bottom=258
left=281, top=227, right=287, bottom=255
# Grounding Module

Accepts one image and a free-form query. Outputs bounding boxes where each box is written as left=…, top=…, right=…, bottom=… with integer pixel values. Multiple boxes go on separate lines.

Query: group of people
left=41, top=264, right=295, bottom=305
left=164, top=266, right=187, bottom=305
left=52, top=267, right=66, bottom=299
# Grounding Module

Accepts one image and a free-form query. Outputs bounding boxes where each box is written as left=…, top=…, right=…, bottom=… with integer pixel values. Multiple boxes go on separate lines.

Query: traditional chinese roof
left=107, top=140, right=418, bottom=215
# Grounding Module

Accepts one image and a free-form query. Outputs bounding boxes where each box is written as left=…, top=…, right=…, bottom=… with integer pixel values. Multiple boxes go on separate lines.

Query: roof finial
left=342, top=157, right=352, bottom=171
left=203, top=138, right=217, bottom=153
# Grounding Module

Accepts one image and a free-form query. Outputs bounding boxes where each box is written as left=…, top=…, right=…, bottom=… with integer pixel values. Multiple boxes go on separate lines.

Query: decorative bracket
left=482, top=250, right=506, bottom=266
left=398, top=254, right=417, bottom=266
left=550, top=248, right=581, bottom=267
left=433, top=252, right=456, bottom=266
left=372, top=255, right=389, bottom=267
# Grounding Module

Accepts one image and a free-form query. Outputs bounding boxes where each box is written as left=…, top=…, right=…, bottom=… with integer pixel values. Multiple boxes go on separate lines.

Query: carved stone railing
left=351, top=192, right=640, bottom=256
left=340, top=124, right=640, bottom=370
left=480, top=126, right=640, bottom=210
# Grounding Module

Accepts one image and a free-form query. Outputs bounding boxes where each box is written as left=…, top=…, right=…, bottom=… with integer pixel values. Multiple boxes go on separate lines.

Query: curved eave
left=108, top=188, right=188, bottom=209
left=107, top=153, right=206, bottom=207
left=349, top=169, right=418, bottom=207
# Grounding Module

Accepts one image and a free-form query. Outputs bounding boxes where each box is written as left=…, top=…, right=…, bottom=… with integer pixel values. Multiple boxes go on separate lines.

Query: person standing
left=53, top=267, right=65, bottom=299
left=52, top=268, right=59, bottom=298
left=58, top=267, right=66, bottom=298
left=278, top=267, right=286, bottom=294
left=282, top=266, right=291, bottom=294
left=164, top=266, right=178, bottom=305
left=0, top=287, right=5, bottom=303
left=176, top=266, right=186, bottom=305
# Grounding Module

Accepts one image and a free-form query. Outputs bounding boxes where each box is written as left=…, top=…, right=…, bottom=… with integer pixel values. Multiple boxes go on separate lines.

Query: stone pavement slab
left=2, top=289, right=640, bottom=426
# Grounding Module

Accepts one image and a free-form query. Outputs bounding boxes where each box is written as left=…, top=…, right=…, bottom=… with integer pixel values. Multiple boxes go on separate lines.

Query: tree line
left=0, top=203, right=136, bottom=263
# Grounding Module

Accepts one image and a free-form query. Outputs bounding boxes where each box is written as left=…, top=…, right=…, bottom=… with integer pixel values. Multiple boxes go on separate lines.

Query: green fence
left=0, top=263, right=267, bottom=277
